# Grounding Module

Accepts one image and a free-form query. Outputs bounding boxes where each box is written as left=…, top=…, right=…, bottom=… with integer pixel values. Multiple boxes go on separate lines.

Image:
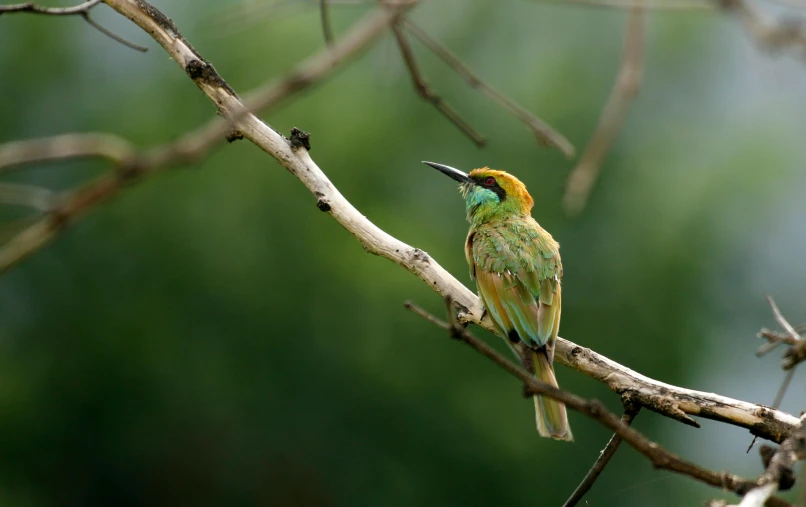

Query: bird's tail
left=532, top=348, right=573, bottom=441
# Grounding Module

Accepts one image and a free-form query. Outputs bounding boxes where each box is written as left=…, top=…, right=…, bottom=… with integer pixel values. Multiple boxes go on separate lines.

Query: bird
left=424, top=161, right=572, bottom=441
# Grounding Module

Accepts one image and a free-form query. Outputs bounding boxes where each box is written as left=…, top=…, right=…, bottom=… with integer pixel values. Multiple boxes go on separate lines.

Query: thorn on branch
left=289, top=127, right=312, bottom=151
left=225, top=129, right=243, bottom=143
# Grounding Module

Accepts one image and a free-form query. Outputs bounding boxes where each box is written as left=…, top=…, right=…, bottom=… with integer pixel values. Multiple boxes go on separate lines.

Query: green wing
left=469, top=224, right=562, bottom=348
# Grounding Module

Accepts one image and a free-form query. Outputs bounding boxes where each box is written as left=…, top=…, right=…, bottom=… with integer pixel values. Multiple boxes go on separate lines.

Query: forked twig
left=749, top=296, right=804, bottom=454
left=401, top=18, right=575, bottom=157
left=0, top=3, right=416, bottom=275
left=391, top=22, right=486, bottom=147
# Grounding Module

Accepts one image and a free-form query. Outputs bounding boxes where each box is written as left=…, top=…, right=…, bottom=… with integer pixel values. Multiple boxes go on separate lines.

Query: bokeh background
left=1, top=0, right=806, bottom=505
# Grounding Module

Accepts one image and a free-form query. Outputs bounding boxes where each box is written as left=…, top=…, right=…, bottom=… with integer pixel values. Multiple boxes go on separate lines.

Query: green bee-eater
left=425, top=161, right=572, bottom=441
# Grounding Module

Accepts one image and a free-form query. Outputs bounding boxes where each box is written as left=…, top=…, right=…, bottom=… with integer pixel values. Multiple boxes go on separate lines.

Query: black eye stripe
left=472, top=175, right=507, bottom=202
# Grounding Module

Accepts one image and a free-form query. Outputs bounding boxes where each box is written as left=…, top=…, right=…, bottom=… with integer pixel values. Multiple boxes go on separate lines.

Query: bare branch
left=733, top=424, right=806, bottom=507
left=243, top=4, right=416, bottom=114
left=563, top=6, right=646, bottom=215
left=762, top=295, right=806, bottom=378
left=722, top=0, right=806, bottom=56
left=0, top=183, right=58, bottom=212
left=401, top=19, right=575, bottom=158
left=0, top=0, right=102, bottom=15
left=0, top=1, right=800, bottom=481
left=405, top=300, right=793, bottom=507
left=320, top=0, right=334, bottom=46
left=757, top=328, right=798, bottom=357
left=563, top=405, right=641, bottom=507
left=537, top=0, right=711, bottom=9
left=767, top=295, right=801, bottom=341
left=557, top=337, right=799, bottom=442
left=0, top=133, right=136, bottom=173
left=391, top=21, right=486, bottom=147
left=0, top=2, right=416, bottom=274
left=0, top=0, right=147, bottom=51
left=81, top=11, right=148, bottom=52
left=771, top=369, right=794, bottom=410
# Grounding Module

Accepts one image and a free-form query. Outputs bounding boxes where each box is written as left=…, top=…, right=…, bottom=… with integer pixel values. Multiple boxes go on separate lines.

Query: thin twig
left=391, top=21, right=486, bottom=147
left=537, top=0, right=711, bottom=8
left=0, top=0, right=147, bottom=51
left=0, top=0, right=102, bottom=15
left=721, top=0, right=806, bottom=56
left=756, top=328, right=798, bottom=357
left=734, top=424, right=806, bottom=507
left=82, top=12, right=148, bottom=52
left=401, top=19, right=574, bottom=157
left=766, top=295, right=801, bottom=341
left=771, top=370, right=794, bottom=410
left=2, top=0, right=801, bottom=470
left=562, top=6, right=646, bottom=215
left=0, top=2, right=415, bottom=274
left=320, top=0, right=334, bottom=46
left=0, top=133, right=136, bottom=173
left=764, top=295, right=806, bottom=369
left=404, top=300, right=793, bottom=507
left=748, top=297, right=802, bottom=454
left=563, top=405, right=641, bottom=507
left=0, top=183, right=58, bottom=212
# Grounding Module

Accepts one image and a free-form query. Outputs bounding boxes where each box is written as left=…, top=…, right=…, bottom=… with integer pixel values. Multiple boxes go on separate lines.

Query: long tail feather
left=532, top=348, right=573, bottom=441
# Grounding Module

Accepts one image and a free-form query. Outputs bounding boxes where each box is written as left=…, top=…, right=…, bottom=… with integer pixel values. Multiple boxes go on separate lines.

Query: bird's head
left=424, top=161, right=534, bottom=224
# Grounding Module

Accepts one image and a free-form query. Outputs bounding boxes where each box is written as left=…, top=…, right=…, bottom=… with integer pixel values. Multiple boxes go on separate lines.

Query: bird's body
left=425, top=162, right=572, bottom=441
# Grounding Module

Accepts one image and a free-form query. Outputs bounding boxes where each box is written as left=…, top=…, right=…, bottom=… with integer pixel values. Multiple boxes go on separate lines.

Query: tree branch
left=563, top=405, right=641, bottom=507
left=556, top=337, right=799, bottom=442
left=0, top=133, right=136, bottom=173
left=401, top=18, right=575, bottom=158
left=721, top=0, right=806, bottom=56
left=391, top=21, right=486, bottom=147
left=732, top=424, right=805, bottom=507
left=0, top=1, right=416, bottom=274
left=0, top=0, right=798, bottom=447
left=0, top=0, right=102, bottom=15
left=0, top=0, right=148, bottom=51
left=0, top=7, right=800, bottom=499
left=320, top=0, right=334, bottom=46
left=404, top=301, right=793, bottom=507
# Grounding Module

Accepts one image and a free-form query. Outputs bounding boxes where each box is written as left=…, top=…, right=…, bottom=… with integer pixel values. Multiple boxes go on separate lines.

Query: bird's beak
left=422, top=161, right=474, bottom=185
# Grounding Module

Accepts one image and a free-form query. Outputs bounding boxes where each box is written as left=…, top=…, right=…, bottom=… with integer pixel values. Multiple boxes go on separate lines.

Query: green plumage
left=425, top=162, right=572, bottom=441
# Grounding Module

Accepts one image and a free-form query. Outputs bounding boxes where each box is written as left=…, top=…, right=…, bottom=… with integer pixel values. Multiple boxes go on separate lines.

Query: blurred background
left=1, top=0, right=805, bottom=505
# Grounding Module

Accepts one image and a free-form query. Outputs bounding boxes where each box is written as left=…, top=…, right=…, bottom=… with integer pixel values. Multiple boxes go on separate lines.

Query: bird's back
left=466, top=216, right=562, bottom=349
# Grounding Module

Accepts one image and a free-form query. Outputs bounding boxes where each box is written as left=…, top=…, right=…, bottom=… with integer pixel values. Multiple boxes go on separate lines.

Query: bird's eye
left=484, top=177, right=496, bottom=186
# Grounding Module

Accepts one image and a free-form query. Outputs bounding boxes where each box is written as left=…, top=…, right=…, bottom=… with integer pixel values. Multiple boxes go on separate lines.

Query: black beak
left=422, top=161, right=474, bottom=185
